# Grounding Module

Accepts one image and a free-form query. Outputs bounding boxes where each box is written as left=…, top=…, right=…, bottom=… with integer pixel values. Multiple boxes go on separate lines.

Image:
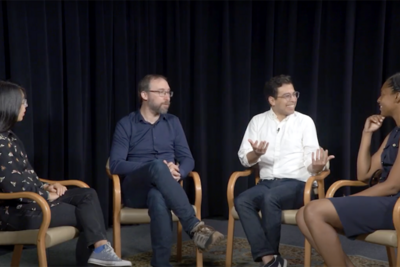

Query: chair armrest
left=0, top=192, right=51, bottom=246
left=392, top=197, right=400, bottom=238
left=107, top=173, right=122, bottom=216
left=183, top=172, right=202, bottom=219
left=326, top=180, right=368, bottom=198
left=227, top=169, right=253, bottom=211
left=39, top=178, right=89, bottom=188
left=304, top=170, right=330, bottom=204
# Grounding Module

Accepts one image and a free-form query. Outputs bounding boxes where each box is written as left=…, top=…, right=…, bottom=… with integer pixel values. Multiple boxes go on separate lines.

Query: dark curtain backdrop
left=1, top=0, right=400, bottom=224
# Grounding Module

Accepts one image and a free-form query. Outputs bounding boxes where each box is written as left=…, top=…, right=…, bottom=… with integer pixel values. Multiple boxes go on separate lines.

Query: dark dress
left=329, top=127, right=400, bottom=238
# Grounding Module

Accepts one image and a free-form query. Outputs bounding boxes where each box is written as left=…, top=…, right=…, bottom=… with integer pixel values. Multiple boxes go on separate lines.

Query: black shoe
left=263, top=255, right=287, bottom=267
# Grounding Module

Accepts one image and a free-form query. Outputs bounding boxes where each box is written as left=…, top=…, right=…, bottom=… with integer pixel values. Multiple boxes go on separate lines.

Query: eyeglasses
left=276, top=91, right=300, bottom=101
left=148, top=90, right=174, bottom=97
left=22, top=99, right=28, bottom=107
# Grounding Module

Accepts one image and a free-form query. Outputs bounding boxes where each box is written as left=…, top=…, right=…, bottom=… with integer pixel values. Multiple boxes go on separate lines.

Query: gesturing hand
left=46, top=183, right=67, bottom=196
left=363, top=115, right=385, bottom=133
left=248, top=139, right=269, bottom=156
left=163, top=160, right=181, bottom=181
left=311, top=147, right=335, bottom=173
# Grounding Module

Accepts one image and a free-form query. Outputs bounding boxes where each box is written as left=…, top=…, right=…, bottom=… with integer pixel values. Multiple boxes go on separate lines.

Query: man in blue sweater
left=109, top=74, right=223, bottom=267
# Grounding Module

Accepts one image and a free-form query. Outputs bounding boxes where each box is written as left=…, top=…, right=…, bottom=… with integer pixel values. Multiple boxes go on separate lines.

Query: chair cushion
left=230, top=207, right=298, bottom=225
left=121, top=205, right=197, bottom=224
left=0, top=226, right=79, bottom=248
left=336, top=229, right=397, bottom=248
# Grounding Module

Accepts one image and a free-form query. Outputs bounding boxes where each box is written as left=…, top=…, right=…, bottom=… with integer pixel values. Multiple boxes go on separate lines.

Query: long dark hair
left=0, top=81, right=26, bottom=132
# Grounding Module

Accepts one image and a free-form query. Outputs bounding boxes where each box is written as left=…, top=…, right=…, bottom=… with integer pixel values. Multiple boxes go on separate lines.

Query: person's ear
left=141, top=91, right=149, bottom=101
left=268, top=96, right=276, bottom=106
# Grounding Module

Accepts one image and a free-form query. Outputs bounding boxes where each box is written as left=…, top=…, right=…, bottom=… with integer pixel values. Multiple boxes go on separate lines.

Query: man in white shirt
left=235, top=75, right=333, bottom=267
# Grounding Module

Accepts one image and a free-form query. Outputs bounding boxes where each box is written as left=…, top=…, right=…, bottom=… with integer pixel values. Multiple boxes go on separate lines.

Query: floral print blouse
left=0, top=131, right=59, bottom=229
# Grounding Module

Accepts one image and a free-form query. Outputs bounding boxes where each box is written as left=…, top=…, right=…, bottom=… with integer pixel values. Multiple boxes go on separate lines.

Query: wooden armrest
left=107, top=173, right=122, bottom=215
left=184, top=171, right=202, bottom=219
left=304, top=170, right=330, bottom=204
left=326, top=180, right=368, bottom=198
left=392, top=197, right=400, bottom=234
left=227, top=169, right=253, bottom=210
left=40, top=178, right=89, bottom=188
left=0, top=192, right=51, bottom=244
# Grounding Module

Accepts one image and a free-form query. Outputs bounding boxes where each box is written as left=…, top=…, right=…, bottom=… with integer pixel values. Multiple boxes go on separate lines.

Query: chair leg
left=196, top=248, right=203, bottom=267
left=37, top=240, right=48, bottom=267
left=386, top=246, right=396, bottom=267
left=11, top=245, right=23, bottom=267
left=304, top=239, right=311, bottom=267
left=176, top=221, right=182, bottom=262
left=225, top=215, right=235, bottom=267
left=113, top=221, right=122, bottom=258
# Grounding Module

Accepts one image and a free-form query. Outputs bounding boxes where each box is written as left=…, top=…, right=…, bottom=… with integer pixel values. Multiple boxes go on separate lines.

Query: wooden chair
left=0, top=179, right=89, bottom=267
left=226, top=165, right=330, bottom=267
left=105, top=159, right=203, bottom=267
left=309, top=171, right=399, bottom=267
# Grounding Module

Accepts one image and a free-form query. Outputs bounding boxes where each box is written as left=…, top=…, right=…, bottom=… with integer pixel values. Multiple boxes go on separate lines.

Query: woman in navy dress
left=296, top=72, right=400, bottom=267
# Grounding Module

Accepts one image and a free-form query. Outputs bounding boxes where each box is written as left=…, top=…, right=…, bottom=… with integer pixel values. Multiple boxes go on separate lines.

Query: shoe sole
left=198, top=232, right=224, bottom=253
left=88, top=258, right=132, bottom=266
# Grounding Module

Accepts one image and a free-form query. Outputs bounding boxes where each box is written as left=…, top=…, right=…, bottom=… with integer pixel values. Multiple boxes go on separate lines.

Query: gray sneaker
left=262, top=255, right=287, bottom=267
left=191, top=221, right=224, bottom=252
left=88, top=242, right=132, bottom=266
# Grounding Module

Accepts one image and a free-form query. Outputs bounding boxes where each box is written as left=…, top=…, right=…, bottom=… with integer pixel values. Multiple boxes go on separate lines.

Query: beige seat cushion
left=231, top=207, right=298, bottom=225
left=355, top=230, right=397, bottom=247
left=0, top=226, right=79, bottom=248
left=336, top=229, right=397, bottom=248
left=121, top=205, right=197, bottom=224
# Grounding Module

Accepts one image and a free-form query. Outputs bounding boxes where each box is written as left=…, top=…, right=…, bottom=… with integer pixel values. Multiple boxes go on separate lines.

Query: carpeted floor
left=126, top=237, right=389, bottom=267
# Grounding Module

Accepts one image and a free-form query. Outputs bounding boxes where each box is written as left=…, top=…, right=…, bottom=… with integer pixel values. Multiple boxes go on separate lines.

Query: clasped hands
left=248, top=139, right=334, bottom=173
left=45, top=182, right=67, bottom=201
left=163, top=160, right=181, bottom=181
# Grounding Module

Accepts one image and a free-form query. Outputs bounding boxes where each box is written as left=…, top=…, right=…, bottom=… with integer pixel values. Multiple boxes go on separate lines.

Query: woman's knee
left=76, top=187, right=98, bottom=200
left=83, top=187, right=97, bottom=196
left=303, top=199, right=339, bottom=226
left=296, top=206, right=305, bottom=224
left=303, top=199, right=327, bottom=223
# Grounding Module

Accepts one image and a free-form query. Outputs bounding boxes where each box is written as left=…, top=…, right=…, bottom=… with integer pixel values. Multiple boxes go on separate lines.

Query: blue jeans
left=122, top=160, right=199, bottom=267
left=234, top=178, right=306, bottom=262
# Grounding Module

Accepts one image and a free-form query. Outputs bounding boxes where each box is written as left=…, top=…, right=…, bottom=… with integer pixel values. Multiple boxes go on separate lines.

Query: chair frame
left=226, top=167, right=330, bottom=267
left=310, top=179, right=400, bottom=267
left=0, top=179, right=89, bottom=267
left=106, top=167, right=203, bottom=266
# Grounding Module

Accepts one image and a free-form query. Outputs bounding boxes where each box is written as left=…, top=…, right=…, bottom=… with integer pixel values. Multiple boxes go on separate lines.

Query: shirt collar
left=134, top=110, right=168, bottom=123
left=0, top=130, right=13, bottom=138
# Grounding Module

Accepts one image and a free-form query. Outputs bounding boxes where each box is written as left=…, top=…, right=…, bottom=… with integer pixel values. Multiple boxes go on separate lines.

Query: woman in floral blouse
left=0, top=81, right=131, bottom=267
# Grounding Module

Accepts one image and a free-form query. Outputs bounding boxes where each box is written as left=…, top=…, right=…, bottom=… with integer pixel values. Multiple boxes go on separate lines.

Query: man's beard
left=149, top=100, right=170, bottom=114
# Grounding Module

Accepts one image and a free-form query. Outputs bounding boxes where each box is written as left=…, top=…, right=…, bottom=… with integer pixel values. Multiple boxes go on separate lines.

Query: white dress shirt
left=238, top=109, right=320, bottom=182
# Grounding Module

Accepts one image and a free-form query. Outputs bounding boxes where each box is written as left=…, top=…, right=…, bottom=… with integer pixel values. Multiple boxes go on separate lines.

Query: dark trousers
left=122, top=159, right=199, bottom=267
left=3, top=188, right=108, bottom=265
left=234, top=178, right=306, bottom=262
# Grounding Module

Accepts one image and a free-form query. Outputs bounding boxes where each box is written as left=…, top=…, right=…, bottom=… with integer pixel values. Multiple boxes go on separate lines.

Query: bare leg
left=296, top=206, right=321, bottom=252
left=261, top=255, right=274, bottom=265
left=299, top=200, right=355, bottom=267
left=94, top=240, right=107, bottom=248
